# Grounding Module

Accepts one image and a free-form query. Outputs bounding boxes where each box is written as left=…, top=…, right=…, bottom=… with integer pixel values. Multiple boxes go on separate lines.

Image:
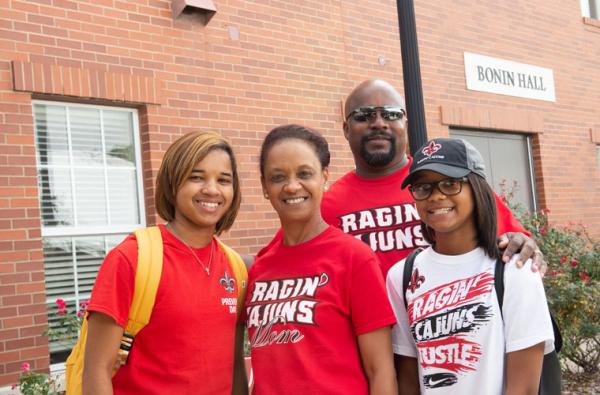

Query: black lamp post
left=396, top=0, right=428, bottom=155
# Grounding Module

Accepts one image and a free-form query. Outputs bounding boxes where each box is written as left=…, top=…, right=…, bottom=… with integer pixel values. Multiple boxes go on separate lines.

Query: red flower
left=539, top=228, right=546, bottom=234
left=56, top=298, right=67, bottom=315
left=579, top=271, right=590, bottom=285
left=570, top=258, right=578, bottom=268
left=560, top=257, right=568, bottom=263
left=21, top=362, right=30, bottom=372
left=77, top=310, right=83, bottom=317
left=550, top=270, right=558, bottom=277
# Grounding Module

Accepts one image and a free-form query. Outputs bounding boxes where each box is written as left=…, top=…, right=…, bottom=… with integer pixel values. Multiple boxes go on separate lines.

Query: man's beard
left=360, top=132, right=397, bottom=167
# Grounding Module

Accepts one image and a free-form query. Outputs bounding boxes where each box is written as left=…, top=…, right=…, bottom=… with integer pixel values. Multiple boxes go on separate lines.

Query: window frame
left=581, top=0, right=600, bottom=19
left=32, top=100, right=146, bottom=364
left=33, top=100, right=147, bottom=239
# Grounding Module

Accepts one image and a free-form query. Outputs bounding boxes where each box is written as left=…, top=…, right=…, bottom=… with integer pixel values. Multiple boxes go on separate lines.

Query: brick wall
left=1, top=0, right=599, bottom=386
left=413, top=1, right=600, bottom=231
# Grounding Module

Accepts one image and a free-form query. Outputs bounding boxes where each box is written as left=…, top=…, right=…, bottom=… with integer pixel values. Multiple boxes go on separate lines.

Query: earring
left=264, top=193, right=269, bottom=199
left=323, top=184, right=328, bottom=191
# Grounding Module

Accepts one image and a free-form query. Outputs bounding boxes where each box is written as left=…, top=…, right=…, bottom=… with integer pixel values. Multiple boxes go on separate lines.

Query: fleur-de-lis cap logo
left=421, top=141, right=442, bottom=157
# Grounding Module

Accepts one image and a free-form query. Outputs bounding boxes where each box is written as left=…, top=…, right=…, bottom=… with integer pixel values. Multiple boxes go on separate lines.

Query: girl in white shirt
left=386, top=138, right=554, bottom=395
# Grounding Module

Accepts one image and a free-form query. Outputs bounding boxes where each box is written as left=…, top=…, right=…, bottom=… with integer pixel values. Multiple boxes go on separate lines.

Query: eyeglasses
left=408, top=177, right=469, bottom=201
left=345, top=106, right=406, bottom=123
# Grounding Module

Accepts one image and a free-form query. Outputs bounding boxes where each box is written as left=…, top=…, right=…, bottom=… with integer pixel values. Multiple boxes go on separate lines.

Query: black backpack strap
left=402, top=248, right=423, bottom=311
left=494, top=257, right=505, bottom=318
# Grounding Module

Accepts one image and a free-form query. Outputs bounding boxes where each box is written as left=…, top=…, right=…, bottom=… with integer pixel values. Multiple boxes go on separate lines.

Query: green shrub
left=502, top=188, right=600, bottom=374
left=13, top=362, right=62, bottom=395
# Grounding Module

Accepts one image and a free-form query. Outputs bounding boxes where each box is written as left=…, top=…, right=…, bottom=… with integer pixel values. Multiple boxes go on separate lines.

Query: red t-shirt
left=87, top=225, right=240, bottom=395
left=245, top=226, right=396, bottom=395
left=320, top=158, right=528, bottom=277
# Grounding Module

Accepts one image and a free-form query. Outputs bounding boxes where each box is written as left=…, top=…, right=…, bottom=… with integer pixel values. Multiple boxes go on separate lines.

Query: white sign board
left=464, top=52, right=555, bottom=102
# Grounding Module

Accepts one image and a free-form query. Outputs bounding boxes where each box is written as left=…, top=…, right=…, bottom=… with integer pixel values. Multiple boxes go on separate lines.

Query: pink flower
left=21, top=362, right=30, bottom=372
left=560, top=257, right=568, bottom=263
left=77, top=310, right=83, bottom=317
left=11, top=384, right=16, bottom=390
left=539, top=228, right=546, bottom=234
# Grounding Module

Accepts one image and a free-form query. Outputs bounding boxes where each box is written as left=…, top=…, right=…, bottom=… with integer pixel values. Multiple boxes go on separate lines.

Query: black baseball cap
left=401, top=138, right=487, bottom=188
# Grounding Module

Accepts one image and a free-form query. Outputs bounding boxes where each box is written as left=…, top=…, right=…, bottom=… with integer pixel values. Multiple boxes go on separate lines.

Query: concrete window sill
left=583, top=16, right=600, bottom=29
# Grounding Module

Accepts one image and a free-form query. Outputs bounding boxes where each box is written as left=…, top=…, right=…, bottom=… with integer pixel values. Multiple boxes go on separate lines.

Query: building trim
left=11, top=61, right=164, bottom=105
left=439, top=104, right=544, bottom=134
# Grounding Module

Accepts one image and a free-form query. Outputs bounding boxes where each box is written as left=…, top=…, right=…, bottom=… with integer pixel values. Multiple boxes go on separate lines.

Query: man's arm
left=357, top=326, right=398, bottom=395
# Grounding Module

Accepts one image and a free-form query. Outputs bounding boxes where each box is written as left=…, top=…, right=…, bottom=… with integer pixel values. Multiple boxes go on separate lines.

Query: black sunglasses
left=345, top=106, right=406, bottom=123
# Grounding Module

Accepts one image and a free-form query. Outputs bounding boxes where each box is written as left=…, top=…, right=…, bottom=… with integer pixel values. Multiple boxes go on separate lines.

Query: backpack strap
left=494, top=257, right=505, bottom=317
left=402, top=248, right=423, bottom=311
left=493, top=257, right=562, bottom=353
left=126, top=226, right=164, bottom=335
left=216, top=239, right=248, bottom=316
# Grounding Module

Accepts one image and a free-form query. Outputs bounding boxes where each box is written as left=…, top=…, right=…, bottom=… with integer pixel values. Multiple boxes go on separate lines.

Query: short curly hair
left=259, top=124, right=330, bottom=177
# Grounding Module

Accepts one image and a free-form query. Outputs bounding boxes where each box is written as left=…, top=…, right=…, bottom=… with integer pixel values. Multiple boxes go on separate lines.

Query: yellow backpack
left=65, top=226, right=248, bottom=394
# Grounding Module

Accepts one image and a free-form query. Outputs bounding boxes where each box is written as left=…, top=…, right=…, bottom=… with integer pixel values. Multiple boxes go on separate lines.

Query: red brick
left=0, top=285, right=16, bottom=296
left=19, top=325, right=45, bottom=337
left=2, top=315, right=33, bottom=329
left=15, top=282, right=45, bottom=293
left=19, top=345, right=48, bottom=359
left=0, top=273, right=28, bottom=284
left=5, top=337, right=35, bottom=351
left=0, top=329, right=19, bottom=341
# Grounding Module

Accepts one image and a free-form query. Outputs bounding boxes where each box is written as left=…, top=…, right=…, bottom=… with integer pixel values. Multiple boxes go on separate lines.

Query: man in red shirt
left=320, top=79, right=542, bottom=276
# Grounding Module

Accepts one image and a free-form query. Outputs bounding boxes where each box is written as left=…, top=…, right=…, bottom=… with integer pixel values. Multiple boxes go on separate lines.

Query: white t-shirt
left=386, top=247, right=554, bottom=394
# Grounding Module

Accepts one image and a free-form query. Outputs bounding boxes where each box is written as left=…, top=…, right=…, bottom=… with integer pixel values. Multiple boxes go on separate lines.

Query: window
left=33, top=101, right=145, bottom=362
left=450, top=129, right=537, bottom=212
left=581, top=0, right=600, bottom=19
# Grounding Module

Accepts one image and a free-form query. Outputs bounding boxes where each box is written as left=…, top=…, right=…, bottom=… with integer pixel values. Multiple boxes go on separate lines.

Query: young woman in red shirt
left=83, top=132, right=248, bottom=395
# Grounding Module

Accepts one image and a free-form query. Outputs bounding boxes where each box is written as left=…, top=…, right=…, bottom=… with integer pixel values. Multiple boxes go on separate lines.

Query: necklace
left=166, top=223, right=214, bottom=276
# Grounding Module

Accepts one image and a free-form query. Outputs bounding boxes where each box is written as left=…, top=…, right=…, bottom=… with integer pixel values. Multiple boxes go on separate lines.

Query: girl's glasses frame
left=408, top=177, right=469, bottom=201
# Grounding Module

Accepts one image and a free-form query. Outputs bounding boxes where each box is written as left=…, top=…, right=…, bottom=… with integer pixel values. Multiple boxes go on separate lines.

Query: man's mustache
left=362, top=130, right=396, bottom=142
